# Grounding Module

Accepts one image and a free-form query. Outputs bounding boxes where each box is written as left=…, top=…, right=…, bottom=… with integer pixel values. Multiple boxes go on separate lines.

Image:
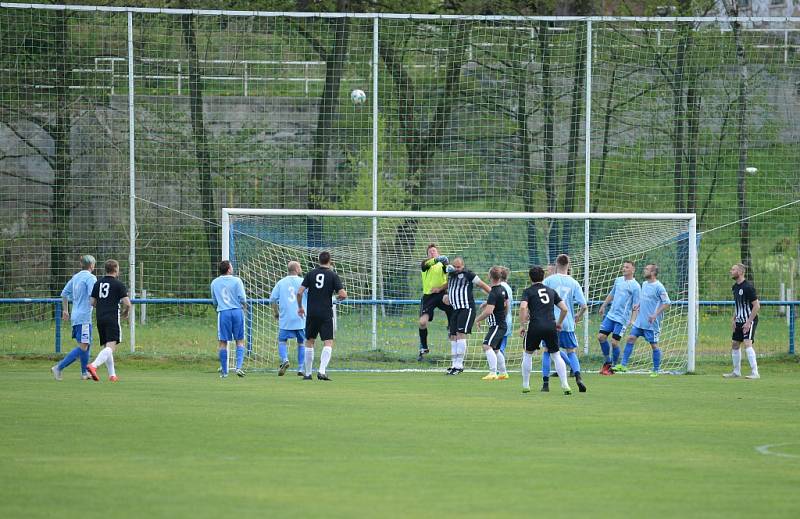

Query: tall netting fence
left=0, top=6, right=797, bottom=362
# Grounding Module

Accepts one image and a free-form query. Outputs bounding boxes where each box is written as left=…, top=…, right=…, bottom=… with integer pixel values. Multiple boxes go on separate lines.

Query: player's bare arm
left=337, top=288, right=347, bottom=301
left=599, top=293, right=613, bottom=316
left=556, top=301, right=568, bottom=331
left=743, top=299, right=760, bottom=333
left=474, top=303, right=495, bottom=327
left=518, top=301, right=529, bottom=336
left=296, top=285, right=307, bottom=317
left=120, top=296, right=132, bottom=320
left=574, top=304, right=587, bottom=324
left=649, top=302, right=670, bottom=324
left=477, top=280, right=491, bottom=294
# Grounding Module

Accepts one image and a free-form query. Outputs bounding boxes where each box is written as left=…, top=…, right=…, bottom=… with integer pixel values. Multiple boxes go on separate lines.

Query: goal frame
left=222, top=209, right=698, bottom=373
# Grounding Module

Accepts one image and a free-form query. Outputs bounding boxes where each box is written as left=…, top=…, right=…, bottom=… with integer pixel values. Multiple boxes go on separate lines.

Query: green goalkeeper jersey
left=421, top=258, right=447, bottom=295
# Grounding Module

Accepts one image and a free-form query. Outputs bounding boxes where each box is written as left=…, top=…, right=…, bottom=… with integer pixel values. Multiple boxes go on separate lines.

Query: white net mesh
left=227, top=211, right=693, bottom=373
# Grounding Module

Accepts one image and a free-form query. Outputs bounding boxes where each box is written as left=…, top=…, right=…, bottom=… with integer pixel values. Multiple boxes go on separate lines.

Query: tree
left=180, top=13, right=219, bottom=279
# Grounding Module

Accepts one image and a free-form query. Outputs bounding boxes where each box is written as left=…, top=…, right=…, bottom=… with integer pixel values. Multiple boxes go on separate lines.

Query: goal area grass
left=1, top=360, right=799, bottom=518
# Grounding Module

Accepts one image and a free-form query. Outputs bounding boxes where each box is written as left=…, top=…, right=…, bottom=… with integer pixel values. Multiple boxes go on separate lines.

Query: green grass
left=1, top=360, right=799, bottom=518
left=1, top=307, right=795, bottom=364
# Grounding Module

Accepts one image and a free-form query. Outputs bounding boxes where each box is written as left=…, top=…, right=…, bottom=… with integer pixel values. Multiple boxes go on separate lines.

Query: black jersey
left=302, top=266, right=344, bottom=319
left=732, top=280, right=758, bottom=324
left=485, top=284, right=508, bottom=328
left=91, top=276, right=128, bottom=322
left=521, top=283, right=562, bottom=331
left=448, top=270, right=481, bottom=310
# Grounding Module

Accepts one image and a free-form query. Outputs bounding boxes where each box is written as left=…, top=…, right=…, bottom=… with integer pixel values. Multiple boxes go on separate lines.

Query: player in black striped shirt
left=445, top=257, right=490, bottom=375
left=724, top=263, right=761, bottom=379
left=473, top=266, right=509, bottom=381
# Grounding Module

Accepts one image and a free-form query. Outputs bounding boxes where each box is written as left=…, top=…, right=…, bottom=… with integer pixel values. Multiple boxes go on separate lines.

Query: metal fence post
left=54, top=300, right=62, bottom=354
left=789, top=304, right=796, bottom=355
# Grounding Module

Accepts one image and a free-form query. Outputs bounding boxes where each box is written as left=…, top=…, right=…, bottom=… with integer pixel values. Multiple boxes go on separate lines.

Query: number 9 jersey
left=302, top=266, right=344, bottom=319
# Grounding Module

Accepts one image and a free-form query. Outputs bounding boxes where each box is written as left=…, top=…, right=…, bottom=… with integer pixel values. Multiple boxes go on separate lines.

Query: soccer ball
left=350, top=89, right=367, bottom=105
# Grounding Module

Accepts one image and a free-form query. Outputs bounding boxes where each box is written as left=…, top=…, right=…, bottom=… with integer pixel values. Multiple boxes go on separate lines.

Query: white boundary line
left=755, top=443, right=800, bottom=459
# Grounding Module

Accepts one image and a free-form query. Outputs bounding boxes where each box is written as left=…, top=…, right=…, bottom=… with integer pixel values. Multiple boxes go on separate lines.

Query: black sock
left=542, top=376, right=549, bottom=384
left=419, top=328, right=428, bottom=348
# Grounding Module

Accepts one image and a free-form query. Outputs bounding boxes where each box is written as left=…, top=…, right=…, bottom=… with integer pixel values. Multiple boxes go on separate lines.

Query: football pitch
left=1, top=362, right=799, bottom=519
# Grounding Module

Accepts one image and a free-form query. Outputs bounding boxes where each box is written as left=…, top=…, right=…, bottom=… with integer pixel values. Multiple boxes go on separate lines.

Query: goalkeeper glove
left=445, top=264, right=455, bottom=273
left=435, top=255, right=449, bottom=264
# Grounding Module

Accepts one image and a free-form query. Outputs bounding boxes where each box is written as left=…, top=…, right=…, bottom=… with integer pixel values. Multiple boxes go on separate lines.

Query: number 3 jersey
left=521, top=283, right=563, bottom=332
left=91, top=276, right=129, bottom=323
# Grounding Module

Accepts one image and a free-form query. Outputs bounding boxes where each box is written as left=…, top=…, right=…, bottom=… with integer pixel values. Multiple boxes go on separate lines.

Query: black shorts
left=524, top=327, right=559, bottom=353
left=306, top=315, right=335, bottom=341
left=449, top=307, right=476, bottom=336
left=97, top=318, right=121, bottom=345
left=732, top=321, right=757, bottom=343
left=419, top=292, right=452, bottom=321
left=483, top=325, right=507, bottom=350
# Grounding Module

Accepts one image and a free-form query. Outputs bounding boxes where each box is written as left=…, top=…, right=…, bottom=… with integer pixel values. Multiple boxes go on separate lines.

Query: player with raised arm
left=597, top=260, right=640, bottom=375
left=270, top=261, right=306, bottom=376
left=724, top=263, right=761, bottom=379
left=496, top=267, right=513, bottom=379
left=445, top=257, right=491, bottom=375
left=474, top=266, right=509, bottom=381
left=417, top=243, right=452, bottom=361
left=52, top=255, right=97, bottom=381
left=297, top=251, right=346, bottom=381
left=211, top=260, right=248, bottom=378
left=616, top=263, right=670, bottom=376
left=519, top=266, right=572, bottom=395
left=86, top=260, right=132, bottom=382
left=543, top=254, right=588, bottom=392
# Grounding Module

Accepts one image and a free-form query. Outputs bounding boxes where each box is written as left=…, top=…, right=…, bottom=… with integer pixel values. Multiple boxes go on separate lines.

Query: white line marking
left=755, top=443, right=800, bottom=459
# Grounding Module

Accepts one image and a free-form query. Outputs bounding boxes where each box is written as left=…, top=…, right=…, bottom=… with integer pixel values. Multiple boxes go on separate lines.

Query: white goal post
left=222, top=209, right=697, bottom=374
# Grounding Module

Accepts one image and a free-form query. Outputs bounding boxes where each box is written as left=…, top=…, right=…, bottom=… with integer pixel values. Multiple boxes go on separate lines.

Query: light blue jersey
left=61, top=270, right=97, bottom=326
left=500, top=281, right=513, bottom=337
left=543, top=273, right=586, bottom=332
left=270, top=275, right=307, bottom=330
left=606, top=276, right=641, bottom=325
left=634, top=280, right=670, bottom=332
left=210, top=275, right=247, bottom=312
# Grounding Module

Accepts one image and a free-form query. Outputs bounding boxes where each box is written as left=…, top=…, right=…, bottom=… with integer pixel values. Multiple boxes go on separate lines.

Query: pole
left=371, top=16, right=379, bottom=351
left=127, top=11, right=137, bottom=353
left=583, top=20, right=593, bottom=355
left=54, top=300, right=62, bottom=353
left=687, top=215, right=698, bottom=373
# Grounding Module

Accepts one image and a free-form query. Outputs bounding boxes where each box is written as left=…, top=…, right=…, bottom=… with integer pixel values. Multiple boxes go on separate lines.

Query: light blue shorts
left=278, top=329, right=305, bottom=344
left=72, top=323, right=92, bottom=345
left=629, top=326, right=659, bottom=345
left=218, top=309, right=244, bottom=342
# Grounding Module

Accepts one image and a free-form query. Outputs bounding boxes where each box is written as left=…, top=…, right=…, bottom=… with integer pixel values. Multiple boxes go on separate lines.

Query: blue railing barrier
left=0, top=298, right=797, bottom=356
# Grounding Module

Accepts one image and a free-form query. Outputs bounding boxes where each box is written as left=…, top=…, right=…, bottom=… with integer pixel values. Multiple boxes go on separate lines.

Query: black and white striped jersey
left=486, top=284, right=508, bottom=328
left=732, top=280, right=758, bottom=324
left=447, top=270, right=482, bottom=310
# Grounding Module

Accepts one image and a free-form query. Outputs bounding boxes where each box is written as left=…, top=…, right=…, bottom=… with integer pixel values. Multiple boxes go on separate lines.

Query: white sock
left=732, top=349, right=742, bottom=375
left=450, top=341, right=458, bottom=368
left=554, top=352, right=570, bottom=389
left=484, top=348, right=497, bottom=373
left=745, top=346, right=758, bottom=374
left=304, top=347, right=314, bottom=376
left=319, top=346, right=332, bottom=375
left=106, top=351, right=116, bottom=377
left=92, top=347, right=110, bottom=368
left=522, top=352, right=533, bottom=388
left=496, top=350, right=507, bottom=375
left=457, top=339, right=468, bottom=369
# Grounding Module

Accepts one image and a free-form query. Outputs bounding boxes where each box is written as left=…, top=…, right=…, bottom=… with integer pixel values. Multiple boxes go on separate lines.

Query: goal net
left=223, top=209, right=697, bottom=374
